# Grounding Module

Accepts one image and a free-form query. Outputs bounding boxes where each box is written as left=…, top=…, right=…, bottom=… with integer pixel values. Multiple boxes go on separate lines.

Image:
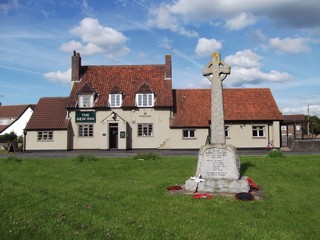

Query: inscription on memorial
left=204, top=148, right=227, bottom=177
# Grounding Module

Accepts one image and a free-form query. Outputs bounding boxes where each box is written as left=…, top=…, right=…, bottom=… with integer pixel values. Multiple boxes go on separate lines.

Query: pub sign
left=76, top=111, right=96, bottom=123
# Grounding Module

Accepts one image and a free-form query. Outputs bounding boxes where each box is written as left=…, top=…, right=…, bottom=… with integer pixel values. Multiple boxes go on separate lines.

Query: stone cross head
left=202, top=52, right=231, bottom=82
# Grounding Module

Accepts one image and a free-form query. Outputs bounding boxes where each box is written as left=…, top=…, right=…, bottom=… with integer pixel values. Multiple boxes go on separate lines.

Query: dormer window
left=135, top=83, right=154, bottom=107
left=79, top=94, right=94, bottom=108
left=109, top=94, right=122, bottom=108
left=136, top=93, right=154, bottom=107
left=108, top=85, right=123, bottom=108
left=77, top=83, right=96, bottom=109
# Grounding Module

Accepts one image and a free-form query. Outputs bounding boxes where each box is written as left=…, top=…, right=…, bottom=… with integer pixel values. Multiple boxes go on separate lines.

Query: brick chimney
left=71, top=50, right=81, bottom=83
left=165, top=55, right=172, bottom=80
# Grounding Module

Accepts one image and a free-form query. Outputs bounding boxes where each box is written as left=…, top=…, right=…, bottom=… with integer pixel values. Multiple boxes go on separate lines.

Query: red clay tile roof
left=0, top=104, right=35, bottom=134
left=282, top=114, right=306, bottom=122
left=0, top=104, right=33, bottom=118
left=26, top=97, right=69, bottom=130
left=67, top=64, right=173, bottom=108
left=170, top=88, right=283, bottom=127
left=0, top=125, right=7, bottom=132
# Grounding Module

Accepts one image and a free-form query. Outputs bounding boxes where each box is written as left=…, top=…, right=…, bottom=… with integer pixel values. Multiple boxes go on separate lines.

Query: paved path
left=1, top=149, right=320, bottom=159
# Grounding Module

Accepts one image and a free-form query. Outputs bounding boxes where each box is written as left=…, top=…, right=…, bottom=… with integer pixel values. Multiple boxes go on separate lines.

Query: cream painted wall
left=25, top=130, right=69, bottom=150
left=165, top=122, right=281, bottom=149
left=69, top=108, right=172, bottom=150
left=226, top=122, right=280, bottom=148
left=27, top=108, right=281, bottom=150
left=163, top=128, right=208, bottom=149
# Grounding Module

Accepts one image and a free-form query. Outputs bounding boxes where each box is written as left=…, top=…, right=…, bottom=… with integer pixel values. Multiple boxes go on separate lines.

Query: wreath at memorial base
left=166, top=185, right=183, bottom=191
left=193, top=193, right=213, bottom=199
left=235, top=192, right=254, bottom=201
left=247, top=177, right=260, bottom=191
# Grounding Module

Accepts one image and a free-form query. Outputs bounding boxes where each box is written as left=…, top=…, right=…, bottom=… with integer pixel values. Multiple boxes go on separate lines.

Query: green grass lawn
left=1, top=154, right=319, bottom=239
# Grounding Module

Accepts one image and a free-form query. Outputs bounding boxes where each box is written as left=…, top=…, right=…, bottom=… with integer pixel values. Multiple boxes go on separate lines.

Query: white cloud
left=225, top=12, right=257, bottom=30
left=225, top=49, right=260, bottom=68
left=151, top=0, right=320, bottom=31
left=60, top=18, right=130, bottom=58
left=146, top=4, right=198, bottom=37
left=195, top=38, right=222, bottom=57
left=60, top=40, right=104, bottom=55
left=224, top=49, right=293, bottom=86
left=269, top=37, right=310, bottom=54
left=43, top=69, right=71, bottom=84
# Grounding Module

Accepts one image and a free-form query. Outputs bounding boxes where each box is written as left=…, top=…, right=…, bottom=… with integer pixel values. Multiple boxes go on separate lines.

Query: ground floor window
left=138, top=123, right=153, bottom=137
left=183, top=129, right=195, bottom=138
left=252, top=126, right=265, bottom=137
left=79, top=124, right=93, bottom=137
left=38, top=131, right=53, bottom=141
left=225, top=126, right=230, bottom=138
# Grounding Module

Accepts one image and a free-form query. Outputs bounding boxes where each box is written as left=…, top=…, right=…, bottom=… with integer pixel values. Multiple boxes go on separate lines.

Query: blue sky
left=1, top=0, right=320, bottom=116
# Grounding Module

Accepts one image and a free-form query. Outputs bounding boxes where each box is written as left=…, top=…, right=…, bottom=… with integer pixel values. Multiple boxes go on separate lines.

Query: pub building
left=24, top=51, right=282, bottom=151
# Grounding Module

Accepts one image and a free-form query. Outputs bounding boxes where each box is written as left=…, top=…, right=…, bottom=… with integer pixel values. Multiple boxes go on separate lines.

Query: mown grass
left=0, top=154, right=319, bottom=239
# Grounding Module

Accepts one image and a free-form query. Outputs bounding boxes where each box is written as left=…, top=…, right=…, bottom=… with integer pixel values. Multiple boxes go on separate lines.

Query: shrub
left=6, top=156, right=23, bottom=163
left=133, top=152, right=161, bottom=160
left=74, top=154, right=98, bottom=162
left=268, top=149, right=285, bottom=158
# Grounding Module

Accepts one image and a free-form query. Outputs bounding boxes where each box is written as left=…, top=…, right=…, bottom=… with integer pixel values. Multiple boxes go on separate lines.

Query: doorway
left=109, top=123, right=118, bottom=149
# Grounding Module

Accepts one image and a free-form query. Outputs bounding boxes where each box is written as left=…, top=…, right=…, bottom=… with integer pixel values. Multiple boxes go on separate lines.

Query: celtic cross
left=202, top=52, right=231, bottom=145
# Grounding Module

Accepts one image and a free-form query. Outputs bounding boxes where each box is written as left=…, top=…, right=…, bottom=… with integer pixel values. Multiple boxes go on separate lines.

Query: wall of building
left=69, top=108, right=172, bottom=150
left=166, top=122, right=281, bottom=149
left=164, top=128, right=208, bottom=149
left=68, top=108, right=281, bottom=150
left=162, top=121, right=280, bottom=149
left=225, top=122, right=280, bottom=148
left=25, top=130, right=69, bottom=150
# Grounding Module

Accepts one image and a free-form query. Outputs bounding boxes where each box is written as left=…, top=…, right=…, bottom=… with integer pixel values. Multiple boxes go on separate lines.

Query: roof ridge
left=39, top=97, right=69, bottom=100
left=84, top=63, right=165, bottom=67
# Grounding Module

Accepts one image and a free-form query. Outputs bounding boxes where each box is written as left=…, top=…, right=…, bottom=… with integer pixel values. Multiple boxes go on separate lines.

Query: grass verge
left=0, top=155, right=319, bottom=239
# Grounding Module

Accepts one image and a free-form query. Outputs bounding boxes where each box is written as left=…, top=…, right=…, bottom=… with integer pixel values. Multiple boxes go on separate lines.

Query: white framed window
left=0, top=118, right=9, bottom=125
left=138, top=123, right=153, bottom=137
left=109, top=94, right=122, bottom=108
left=136, top=94, right=154, bottom=107
left=79, top=124, right=93, bottom=137
left=78, top=94, right=94, bottom=108
left=37, top=131, right=53, bottom=141
left=252, top=126, right=265, bottom=137
left=183, top=129, right=195, bottom=138
left=225, top=126, right=230, bottom=138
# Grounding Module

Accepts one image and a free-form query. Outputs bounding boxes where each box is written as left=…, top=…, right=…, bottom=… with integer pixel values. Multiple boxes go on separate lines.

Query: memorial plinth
left=185, top=144, right=249, bottom=193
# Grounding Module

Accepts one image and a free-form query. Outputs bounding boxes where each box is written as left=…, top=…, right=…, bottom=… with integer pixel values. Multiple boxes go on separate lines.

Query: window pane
left=138, top=124, right=153, bottom=137
left=189, top=130, right=195, bottom=138
left=143, top=94, right=148, bottom=106
left=225, top=126, right=230, bottom=137
left=79, top=125, right=93, bottom=137
left=183, top=130, right=188, bottom=138
left=183, top=129, right=195, bottom=138
left=109, top=94, right=122, bottom=107
left=136, top=94, right=154, bottom=107
left=79, top=95, right=94, bottom=108
left=253, top=126, right=264, bottom=137
left=37, top=131, right=53, bottom=141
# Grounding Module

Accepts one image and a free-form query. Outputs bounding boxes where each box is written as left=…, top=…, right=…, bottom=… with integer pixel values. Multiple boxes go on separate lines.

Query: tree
left=1, top=131, right=17, bottom=142
left=305, top=115, right=320, bottom=137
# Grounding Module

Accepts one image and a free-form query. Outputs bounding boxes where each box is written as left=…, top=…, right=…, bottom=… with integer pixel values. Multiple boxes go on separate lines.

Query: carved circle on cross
left=202, top=52, right=231, bottom=82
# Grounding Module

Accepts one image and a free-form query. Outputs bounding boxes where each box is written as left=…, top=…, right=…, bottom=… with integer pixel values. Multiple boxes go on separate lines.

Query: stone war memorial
left=184, top=52, right=250, bottom=194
